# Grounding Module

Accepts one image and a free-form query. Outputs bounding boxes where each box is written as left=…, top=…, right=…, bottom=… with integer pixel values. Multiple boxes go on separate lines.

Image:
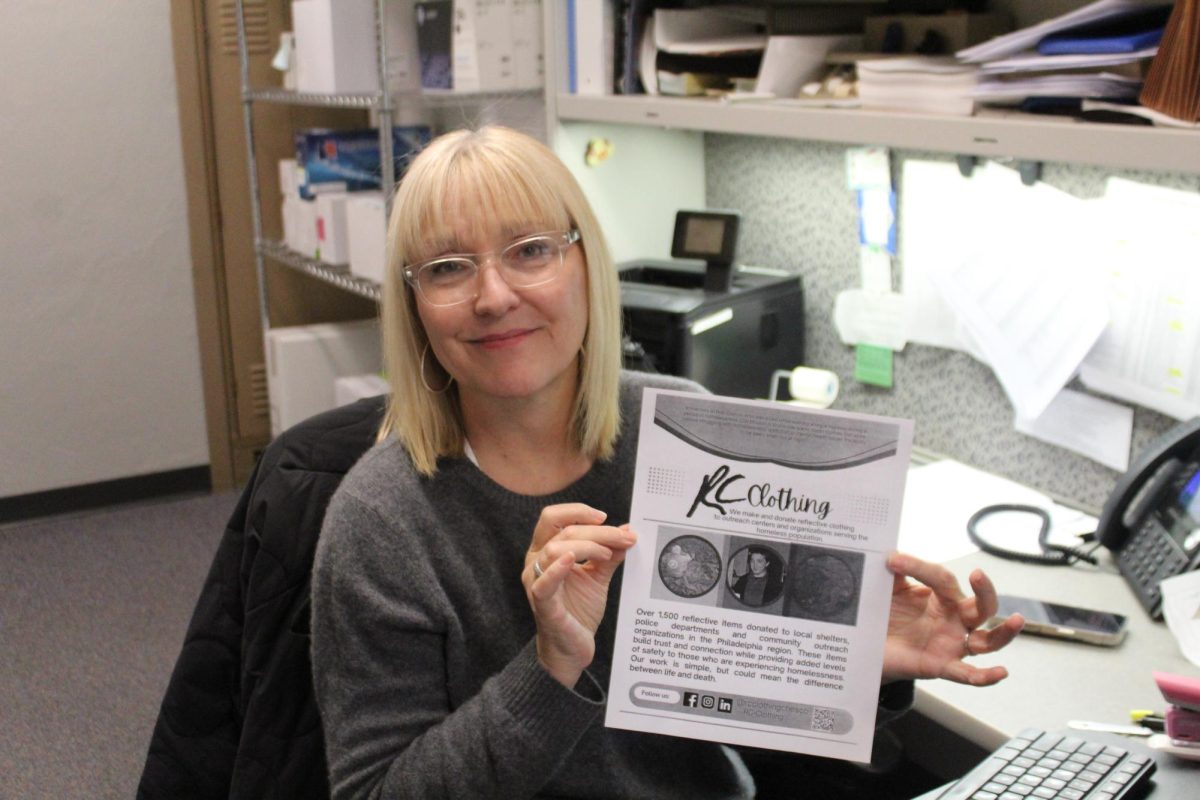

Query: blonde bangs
left=413, top=153, right=574, bottom=267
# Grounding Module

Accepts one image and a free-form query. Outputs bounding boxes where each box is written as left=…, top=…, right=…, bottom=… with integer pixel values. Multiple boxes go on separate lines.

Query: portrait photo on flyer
left=606, top=389, right=913, bottom=763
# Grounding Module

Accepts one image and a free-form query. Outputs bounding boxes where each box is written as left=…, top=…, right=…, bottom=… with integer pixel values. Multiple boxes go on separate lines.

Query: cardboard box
left=864, top=12, right=1011, bottom=55
left=571, top=0, right=613, bottom=95
left=510, top=0, right=544, bottom=90
left=315, top=192, right=351, bottom=266
left=282, top=195, right=319, bottom=258
left=291, top=0, right=423, bottom=94
left=295, top=126, right=431, bottom=199
left=384, top=0, right=422, bottom=94
left=265, top=319, right=383, bottom=436
left=454, top=0, right=516, bottom=92
left=346, top=191, right=388, bottom=284
left=291, top=0, right=378, bottom=94
left=278, top=158, right=304, bottom=199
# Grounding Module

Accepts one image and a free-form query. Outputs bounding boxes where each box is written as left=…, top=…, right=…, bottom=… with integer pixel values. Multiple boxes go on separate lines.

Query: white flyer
left=605, top=389, right=914, bottom=762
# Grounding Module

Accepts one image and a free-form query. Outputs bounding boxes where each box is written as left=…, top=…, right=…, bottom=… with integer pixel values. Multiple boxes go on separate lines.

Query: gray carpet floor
left=0, top=490, right=239, bottom=800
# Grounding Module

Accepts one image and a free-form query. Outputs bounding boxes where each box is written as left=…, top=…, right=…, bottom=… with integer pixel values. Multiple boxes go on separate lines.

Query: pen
left=1130, top=709, right=1166, bottom=732
left=1068, top=720, right=1152, bottom=737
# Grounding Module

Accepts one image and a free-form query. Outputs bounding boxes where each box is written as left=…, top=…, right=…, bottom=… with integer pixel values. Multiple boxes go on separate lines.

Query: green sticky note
left=855, top=344, right=893, bottom=387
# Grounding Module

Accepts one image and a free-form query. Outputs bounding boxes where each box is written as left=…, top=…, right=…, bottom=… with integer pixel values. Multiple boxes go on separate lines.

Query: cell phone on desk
left=992, top=595, right=1128, bottom=647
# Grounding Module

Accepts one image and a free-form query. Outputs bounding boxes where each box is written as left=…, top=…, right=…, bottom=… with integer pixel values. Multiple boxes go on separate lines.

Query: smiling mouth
left=471, top=329, right=535, bottom=348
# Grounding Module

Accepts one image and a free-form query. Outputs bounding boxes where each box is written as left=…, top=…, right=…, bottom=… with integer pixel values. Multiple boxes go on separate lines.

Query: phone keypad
left=1118, top=519, right=1188, bottom=615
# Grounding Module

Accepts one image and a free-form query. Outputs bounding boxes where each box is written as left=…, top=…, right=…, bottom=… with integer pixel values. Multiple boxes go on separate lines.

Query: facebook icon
left=682, top=692, right=699, bottom=708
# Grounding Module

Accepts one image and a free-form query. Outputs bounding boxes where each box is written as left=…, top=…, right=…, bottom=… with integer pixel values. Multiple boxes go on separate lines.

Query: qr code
left=811, top=708, right=835, bottom=732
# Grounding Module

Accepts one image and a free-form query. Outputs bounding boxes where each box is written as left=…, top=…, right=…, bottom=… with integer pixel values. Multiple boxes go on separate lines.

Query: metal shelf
left=555, top=93, right=1200, bottom=176
left=244, top=86, right=544, bottom=109
left=420, top=88, right=544, bottom=104
left=244, top=88, right=381, bottom=108
left=260, top=240, right=381, bottom=303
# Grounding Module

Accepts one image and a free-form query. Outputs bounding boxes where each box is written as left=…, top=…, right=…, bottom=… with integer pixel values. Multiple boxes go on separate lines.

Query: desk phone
left=1096, top=418, right=1200, bottom=619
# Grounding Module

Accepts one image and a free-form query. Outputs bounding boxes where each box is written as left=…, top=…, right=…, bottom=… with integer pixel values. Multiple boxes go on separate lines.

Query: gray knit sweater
left=312, top=371, right=757, bottom=800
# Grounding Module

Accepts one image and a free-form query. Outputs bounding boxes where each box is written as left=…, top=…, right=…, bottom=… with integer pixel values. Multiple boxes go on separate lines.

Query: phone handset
left=1118, top=458, right=1183, bottom=535
left=1096, top=417, right=1200, bottom=551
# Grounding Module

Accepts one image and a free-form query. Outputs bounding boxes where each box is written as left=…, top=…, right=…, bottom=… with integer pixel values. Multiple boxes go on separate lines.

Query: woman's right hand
left=523, top=503, right=637, bottom=688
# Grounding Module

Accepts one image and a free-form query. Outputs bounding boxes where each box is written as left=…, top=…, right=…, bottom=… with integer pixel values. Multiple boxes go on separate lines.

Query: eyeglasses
left=402, top=229, right=581, bottom=307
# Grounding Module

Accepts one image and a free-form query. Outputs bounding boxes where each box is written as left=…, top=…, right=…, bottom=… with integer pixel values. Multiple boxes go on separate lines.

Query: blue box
left=295, top=126, right=432, bottom=199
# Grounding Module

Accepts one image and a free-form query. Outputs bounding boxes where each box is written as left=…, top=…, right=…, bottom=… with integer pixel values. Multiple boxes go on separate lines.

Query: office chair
left=137, top=395, right=385, bottom=800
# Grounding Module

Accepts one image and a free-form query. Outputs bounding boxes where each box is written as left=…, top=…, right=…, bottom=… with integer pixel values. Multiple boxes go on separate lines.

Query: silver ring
left=962, top=632, right=974, bottom=658
left=532, top=559, right=544, bottom=579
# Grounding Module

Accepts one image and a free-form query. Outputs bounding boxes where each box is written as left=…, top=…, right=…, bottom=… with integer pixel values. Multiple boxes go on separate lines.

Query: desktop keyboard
left=937, top=728, right=1157, bottom=800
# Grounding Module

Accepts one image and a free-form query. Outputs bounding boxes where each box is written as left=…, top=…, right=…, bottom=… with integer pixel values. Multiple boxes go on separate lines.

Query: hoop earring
left=420, top=342, right=454, bottom=394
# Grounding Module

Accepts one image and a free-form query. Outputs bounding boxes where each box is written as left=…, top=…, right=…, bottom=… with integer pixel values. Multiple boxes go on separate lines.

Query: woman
left=730, top=546, right=784, bottom=607
left=311, top=126, right=1023, bottom=800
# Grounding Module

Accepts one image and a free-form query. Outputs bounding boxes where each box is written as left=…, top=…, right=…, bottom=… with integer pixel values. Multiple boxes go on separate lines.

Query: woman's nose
left=472, top=258, right=520, bottom=315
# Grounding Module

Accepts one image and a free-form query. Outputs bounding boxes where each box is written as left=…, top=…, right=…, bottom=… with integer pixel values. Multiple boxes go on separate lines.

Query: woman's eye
left=427, top=260, right=467, bottom=278
left=514, top=240, right=552, bottom=260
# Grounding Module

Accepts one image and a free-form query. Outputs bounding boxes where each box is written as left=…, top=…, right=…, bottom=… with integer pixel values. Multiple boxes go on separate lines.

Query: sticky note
left=855, top=344, right=893, bottom=388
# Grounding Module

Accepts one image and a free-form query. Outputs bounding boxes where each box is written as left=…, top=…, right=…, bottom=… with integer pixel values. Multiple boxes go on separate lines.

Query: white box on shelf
left=282, top=195, right=319, bottom=258
left=383, top=0, right=422, bottom=94
left=266, top=320, right=383, bottom=436
left=291, top=0, right=377, bottom=94
left=292, top=0, right=422, bottom=95
left=335, top=373, right=391, bottom=406
left=453, top=0, right=516, bottom=92
left=571, top=0, right=613, bottom=95
left=315, top=192, right=351, bottom=266
left=278, top=158, right=303, bottom=199
left=282, top=198, right=298, bottom=250
left=346, top=191, right=388, bottom=284
left=510, top=0, right=544, bottom=90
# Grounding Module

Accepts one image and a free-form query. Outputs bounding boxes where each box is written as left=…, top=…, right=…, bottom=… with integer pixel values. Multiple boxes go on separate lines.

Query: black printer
left=619, top=259, right=804, bottom=400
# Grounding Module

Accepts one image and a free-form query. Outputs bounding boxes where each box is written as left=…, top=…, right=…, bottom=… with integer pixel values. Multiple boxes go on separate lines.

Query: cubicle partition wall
left=706, top=135, right=1199, bottom=511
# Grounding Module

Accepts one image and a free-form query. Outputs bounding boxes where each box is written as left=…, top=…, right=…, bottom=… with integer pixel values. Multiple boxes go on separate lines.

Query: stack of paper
left=957, top=0, right=1170, bottom=109
left=856, top=57, right=979, bottom=116
left=957, top=0, right=1157, bottom=63
left=973, top=71, right=1142, bottom=102
left=979, top=48, right=1158, bottom=75
left=646, top=6, right=766, bottom=96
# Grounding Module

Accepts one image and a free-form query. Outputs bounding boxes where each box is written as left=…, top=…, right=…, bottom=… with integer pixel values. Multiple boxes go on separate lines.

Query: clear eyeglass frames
left=403, top=229, right=581, bottom=308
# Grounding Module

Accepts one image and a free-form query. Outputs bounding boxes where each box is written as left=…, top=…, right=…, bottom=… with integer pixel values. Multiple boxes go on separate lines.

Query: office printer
left=619, top=259, right=804, bottom=400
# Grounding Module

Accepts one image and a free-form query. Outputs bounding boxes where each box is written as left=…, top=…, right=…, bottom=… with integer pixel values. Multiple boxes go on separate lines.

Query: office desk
left=892, top=548, right=1199, bottom=786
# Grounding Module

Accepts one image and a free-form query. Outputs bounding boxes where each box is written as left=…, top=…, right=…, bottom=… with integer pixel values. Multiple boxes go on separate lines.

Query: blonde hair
left=378, top=126, right=622, bottom=475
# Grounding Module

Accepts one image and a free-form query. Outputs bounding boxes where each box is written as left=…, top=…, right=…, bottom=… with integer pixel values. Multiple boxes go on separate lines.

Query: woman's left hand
left=882, top=552, right=1024, bottom=686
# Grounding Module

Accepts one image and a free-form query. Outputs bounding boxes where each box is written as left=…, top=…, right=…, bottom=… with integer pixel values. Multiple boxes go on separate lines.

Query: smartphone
left=992, top=595, right=1128, bottom=647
